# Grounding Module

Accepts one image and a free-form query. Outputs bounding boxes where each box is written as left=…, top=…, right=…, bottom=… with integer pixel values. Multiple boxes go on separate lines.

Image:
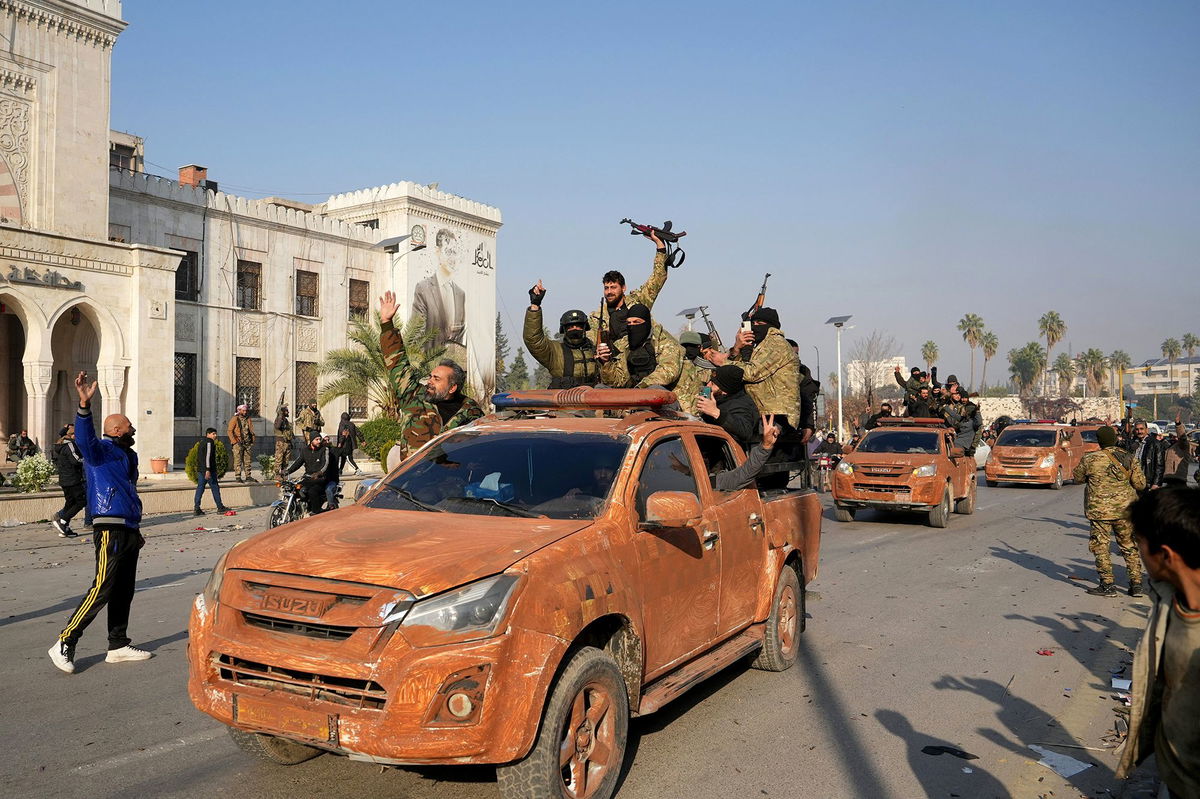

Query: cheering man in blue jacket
left=48, top=371, right=153, bottom=674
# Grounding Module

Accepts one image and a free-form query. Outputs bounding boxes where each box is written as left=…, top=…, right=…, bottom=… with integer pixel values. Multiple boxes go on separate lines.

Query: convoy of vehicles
left=830, top=418, right=977, bottom=527
left=984, top=423, right=1085, bottom=489
left=189, top=389, right=822, bottom=799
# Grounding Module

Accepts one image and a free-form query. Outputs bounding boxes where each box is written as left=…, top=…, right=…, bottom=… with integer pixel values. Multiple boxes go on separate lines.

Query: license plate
left=234, top=694, right=337, bottom=743
left=261, top=589, right=334, bottom=617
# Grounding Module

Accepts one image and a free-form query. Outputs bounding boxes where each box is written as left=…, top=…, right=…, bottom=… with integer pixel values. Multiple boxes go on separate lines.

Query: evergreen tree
left=494, top=314, right=511, bottom=391
left=508, top=349, right=530, bottom=391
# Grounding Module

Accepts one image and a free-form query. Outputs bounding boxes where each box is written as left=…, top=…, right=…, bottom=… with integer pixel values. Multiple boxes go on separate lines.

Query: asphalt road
left=1, top=480, right=1150, bottom=799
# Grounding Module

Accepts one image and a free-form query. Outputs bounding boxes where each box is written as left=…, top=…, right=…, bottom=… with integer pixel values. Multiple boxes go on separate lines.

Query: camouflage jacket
left=589, top=250, right=669, bottom=337
left=941, top=400, right=981, bottom=450
left=1072, top=446, right=1147, bottom=520
left=296, top=407, right=322, bottom=432
left=522, top=307, right=600, bottom=387
left=381, top=319, right=483, bottom=460
left=599, top=321, right=684, bottom=390
left=675, top=361, right=710, bottom=416
left=738, top=327, right=800, bottom=421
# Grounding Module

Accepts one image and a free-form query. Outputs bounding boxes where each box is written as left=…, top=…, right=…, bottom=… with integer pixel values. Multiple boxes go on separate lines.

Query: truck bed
left=761, top=488, right=822, bottom=585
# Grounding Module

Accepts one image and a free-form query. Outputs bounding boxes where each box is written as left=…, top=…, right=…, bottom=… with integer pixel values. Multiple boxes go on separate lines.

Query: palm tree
left=1077, top=349, right=1108, bottom=397
left=317, top=311, right=445, bottom=420
left=1038, top=311, right=1067, bottom=397
left=1162, top=337, right=1182, bottom=393
left=1182, top=333, right=1199, bottom=396
left=1109, top=349, right=1131, bottom=396
left=1007, top=342, right=1046, bottom=397
left=1053, top=352, right=1075, bottom=396
left=979, top=331, right=999, bottom=391
left=921, top=340, right=939, bottom=372
left=956, top=314, right=985, bottom=390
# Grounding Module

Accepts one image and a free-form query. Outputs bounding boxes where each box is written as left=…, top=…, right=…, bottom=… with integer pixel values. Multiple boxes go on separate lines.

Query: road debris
left=1110, top=677, right=1132, bottom=691
left=920, top=745, right=979, bottom=760
left=1030, top=744, right=1093, bottom=778
left=1036, top=649, right=1055, bottom=656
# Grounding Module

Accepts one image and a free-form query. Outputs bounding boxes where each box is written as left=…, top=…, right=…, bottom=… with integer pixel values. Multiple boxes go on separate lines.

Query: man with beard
left=907, top=386, right=936, bottom=419
left=274, top=402, right=293, bottom=479
left=524, top=281, right=599, bottom=388
left=695, top=365, right=760, bottom=452
left=285, top=434, right=336, bottom=515
left=865, top=401, right=894, bottom=431
left=379, top=291, right=483, bottom=470
left=49, top=371, right=153, bottom=674
left=1123, top=418, right=1167, bottom=492
left=596, top=303, right=684, bottom=392
left=941, top=386, right=982, bottom=454
left=590, top=230, right=671, bottom=342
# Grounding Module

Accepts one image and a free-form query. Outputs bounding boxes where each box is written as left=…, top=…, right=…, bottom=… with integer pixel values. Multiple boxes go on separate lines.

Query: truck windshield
left=364, top=431, right=631, bottom=519
left=1078, top=429, right=1098, bottom=444
left=855, top=430, right=940, bottom=455
left=995, top=428, right=1056, bottom=447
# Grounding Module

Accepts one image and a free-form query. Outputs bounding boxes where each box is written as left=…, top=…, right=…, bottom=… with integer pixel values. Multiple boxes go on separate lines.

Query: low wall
left=976, top=397, right=1123, bottom=427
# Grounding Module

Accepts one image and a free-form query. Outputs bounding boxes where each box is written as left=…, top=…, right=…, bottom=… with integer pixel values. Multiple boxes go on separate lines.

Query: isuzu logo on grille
left=261, top=591, right=334, bottom=617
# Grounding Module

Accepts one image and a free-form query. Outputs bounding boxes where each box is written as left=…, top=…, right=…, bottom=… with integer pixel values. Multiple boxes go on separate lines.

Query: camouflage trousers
left=231, top=442, right=253, bottom=479
left=274, top=438, right=292, bottom=478
left=1088, top=518, right=1143, bottom=585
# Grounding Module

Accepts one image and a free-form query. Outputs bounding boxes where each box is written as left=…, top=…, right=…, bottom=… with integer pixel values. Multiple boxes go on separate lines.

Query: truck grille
left=242, top=611, right=356, bottom=641
left=217, top=653, right=387, bottom=710
left=852, top=483, right=912, bottom=494
left=1000, top=456, right=1038, bottom=467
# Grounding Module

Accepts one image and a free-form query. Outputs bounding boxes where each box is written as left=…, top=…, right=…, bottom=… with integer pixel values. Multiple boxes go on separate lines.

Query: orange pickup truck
left=984, top=423, right=1085, bottom=489
left=188, top=389, right=821, bottom=799
left=831, top=417, right=977, bottom=527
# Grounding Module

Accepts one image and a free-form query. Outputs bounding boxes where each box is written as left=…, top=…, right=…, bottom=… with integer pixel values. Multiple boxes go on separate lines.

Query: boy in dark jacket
left=194, top=428, right=232, bottom=516
left=336, top=412, right=361, bottom=475
left=49, top=371, right=153, bottom=674
left=51, top=424, right=91, bottom=537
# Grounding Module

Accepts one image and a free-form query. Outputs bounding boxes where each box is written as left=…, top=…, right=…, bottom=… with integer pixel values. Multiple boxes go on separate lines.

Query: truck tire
left=834, top=506, right=854, bottom=522
left=752, top=565, right=802, bottom=672
left=954, top=477, right=976, bottom=515
left=928, top=488, right=950, bottom=528
left=226, top=727, right=323, bottom=765
left=1050, top=468, right=1063, bottom=490
left=496, top=647, right=628, bottom=799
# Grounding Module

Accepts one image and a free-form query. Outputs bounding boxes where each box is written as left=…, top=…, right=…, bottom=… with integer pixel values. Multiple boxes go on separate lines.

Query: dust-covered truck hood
left=227, top=504, right=591, bottom=596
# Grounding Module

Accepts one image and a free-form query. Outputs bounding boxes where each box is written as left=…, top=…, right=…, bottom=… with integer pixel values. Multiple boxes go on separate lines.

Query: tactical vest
left=548, top=342, right=599, bottom=389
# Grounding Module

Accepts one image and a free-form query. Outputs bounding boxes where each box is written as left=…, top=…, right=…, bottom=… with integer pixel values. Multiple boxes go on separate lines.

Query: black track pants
left=59, top=525, right=143, bottom=650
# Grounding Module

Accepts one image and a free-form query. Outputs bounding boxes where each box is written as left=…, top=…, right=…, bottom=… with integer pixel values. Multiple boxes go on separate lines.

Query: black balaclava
left=751, top=307, right=780, bottom=344
left=626, top=304, right=652, bottom=349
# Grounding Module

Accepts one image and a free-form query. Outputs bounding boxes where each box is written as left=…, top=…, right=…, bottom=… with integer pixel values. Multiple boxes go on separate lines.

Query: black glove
left=529, top=284, right=544, bottom=307
left=930, top=366, right=938, bottom=380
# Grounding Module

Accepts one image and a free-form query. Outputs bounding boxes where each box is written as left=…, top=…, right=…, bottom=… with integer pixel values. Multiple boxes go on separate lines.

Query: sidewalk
left=0, top=464, right=383, bottom=526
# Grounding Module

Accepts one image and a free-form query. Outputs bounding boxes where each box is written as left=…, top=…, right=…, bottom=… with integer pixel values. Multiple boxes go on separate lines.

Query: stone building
left=1, top=0, right=501, bottom=468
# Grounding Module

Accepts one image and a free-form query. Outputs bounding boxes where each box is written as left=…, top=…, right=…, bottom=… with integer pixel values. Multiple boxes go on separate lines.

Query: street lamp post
left=825, top=315, right=853, bottom=440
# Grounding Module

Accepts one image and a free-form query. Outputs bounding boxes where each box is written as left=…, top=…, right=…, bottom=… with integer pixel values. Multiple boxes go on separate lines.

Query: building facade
left=1, top=0, right=500, bottom=468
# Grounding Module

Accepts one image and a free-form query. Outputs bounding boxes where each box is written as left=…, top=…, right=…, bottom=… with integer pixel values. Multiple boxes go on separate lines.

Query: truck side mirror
left=842, top=443, right=855, bottom=454
left=642, top=491, right=702, bottom=528
left=354, top=478, right=379, bottom=502
left=949, top=446, right=965, bottom=458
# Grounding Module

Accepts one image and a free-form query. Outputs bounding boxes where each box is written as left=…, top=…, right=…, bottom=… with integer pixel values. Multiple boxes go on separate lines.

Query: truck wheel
left=927, top=488, right=950, bottom=528
left=954, top=477, right=976, bottom=515
left=752, top=565, right=802, bottom=672
left=834, top=506, right=854, bottom=523
left=226, top=727, right=323, bottom=765
left=1050, top=469, right=1063, bottom=490
left=496, top=647, right=628, bottom=799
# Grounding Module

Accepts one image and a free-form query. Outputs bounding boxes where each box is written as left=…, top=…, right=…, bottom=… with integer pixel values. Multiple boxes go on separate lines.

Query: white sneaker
left=49, top=641, right=75, bottom=674
left=105, top=645, right=153, bottom=663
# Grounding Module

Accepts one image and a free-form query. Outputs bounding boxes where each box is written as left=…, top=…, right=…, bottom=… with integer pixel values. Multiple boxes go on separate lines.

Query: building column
left=97, top=364, right=125, bottom=422
left=23, top=360, right=53, bottom=451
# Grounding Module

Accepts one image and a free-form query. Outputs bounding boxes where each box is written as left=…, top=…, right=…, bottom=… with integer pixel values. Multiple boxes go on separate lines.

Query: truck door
left=693, top=433, right=766, bottom=638
left=631, top=434, right=721, bottom=676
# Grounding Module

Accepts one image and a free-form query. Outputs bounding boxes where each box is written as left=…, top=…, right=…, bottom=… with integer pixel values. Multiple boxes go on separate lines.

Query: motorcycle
left=268, top=478, right=342, bottom=529
left=816, top=454, right=833, bottom=493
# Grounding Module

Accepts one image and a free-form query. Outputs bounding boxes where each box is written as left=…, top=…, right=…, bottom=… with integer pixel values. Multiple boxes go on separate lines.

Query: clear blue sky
left=112, top=0, right=1200, bottom=383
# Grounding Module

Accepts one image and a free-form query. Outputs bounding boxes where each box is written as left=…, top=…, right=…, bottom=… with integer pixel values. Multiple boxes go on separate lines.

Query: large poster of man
left=412, top=229, right=466, bottom=349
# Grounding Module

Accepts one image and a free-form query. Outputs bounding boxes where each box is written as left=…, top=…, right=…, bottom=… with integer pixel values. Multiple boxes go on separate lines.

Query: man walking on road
left=194, top=428, right=232, bottom=516
left=48, top=371, right=153, bottom=674
left=51, top=424, right=91, bottom=537
left=1073, top=425, right=1146, bottom=597
left=1118, top=487, right=1200, bottom=798
left=227, top=404, right=255, bottom=482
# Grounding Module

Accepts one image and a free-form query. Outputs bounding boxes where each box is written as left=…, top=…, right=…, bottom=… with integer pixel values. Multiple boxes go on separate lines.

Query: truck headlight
left=1039, top=455, right=1056, bottom=468
left=836, top=461, right=854, bottom=475
left=202, top=551, right=230, bottom=606
left=400, top=574, right=522, bottom=647
left=912, top=463, right=938, bottom=477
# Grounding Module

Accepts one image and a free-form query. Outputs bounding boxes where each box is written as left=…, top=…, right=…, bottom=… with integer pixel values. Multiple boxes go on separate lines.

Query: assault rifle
left=619, top=218, right=687, bottom=268
left=737, top=273, right=772, bottom=362
left=697, top=306, right=724, bottom=353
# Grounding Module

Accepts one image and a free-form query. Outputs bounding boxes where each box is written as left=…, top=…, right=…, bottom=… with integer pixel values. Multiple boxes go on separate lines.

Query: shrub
left=14, top=453, right=57, bottom=493
left=359, top=417, right=404, bottom=464
left=257, top=454, right=276, bottom=476
left=184, top=439, right=229, bottom=484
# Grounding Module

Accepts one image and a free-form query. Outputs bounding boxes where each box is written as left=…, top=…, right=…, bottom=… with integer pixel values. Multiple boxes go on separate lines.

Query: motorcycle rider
left=285, top=434, right=335, bottom=515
